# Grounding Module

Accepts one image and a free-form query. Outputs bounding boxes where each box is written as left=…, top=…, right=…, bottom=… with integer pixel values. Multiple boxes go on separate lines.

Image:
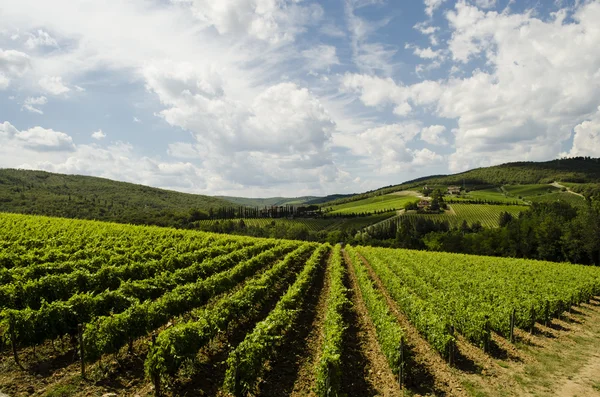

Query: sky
left=1, top=0, right=600, bottom=198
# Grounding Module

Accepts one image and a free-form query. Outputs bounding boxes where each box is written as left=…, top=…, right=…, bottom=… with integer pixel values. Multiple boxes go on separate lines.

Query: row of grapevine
left=357, top=246, right=600, bottom=352
left=2, top=242, right=291, bottom=349
left=397, top=204, right=528, bottom=228
left=0, top=240, right=257, bottom=309
left=315, top=244, right=350, bottom=397
left=352, top=247, right=455, bottom=356
left=144, top=243, right=319, bottom=386
left=345, top=246, right=405, bottom=377
left=83, top=242, right=300, bottom=360
left=222, top=244, right=330, bottom=395
left=0, top=233, right=229, bottom=284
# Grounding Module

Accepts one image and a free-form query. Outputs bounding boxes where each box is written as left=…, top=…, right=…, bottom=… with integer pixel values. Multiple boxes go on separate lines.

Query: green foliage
left=503, top=184, right=560, bottom=197
left=356, top=245, right=600, bottom=349
left=354, top=246, right=455, bottom=355
left=0, top=169, right=229, bottom=227
left=345, top=246, right=404, bottom=375
left=144, top=243, right=318, bottom=384
left=325, top=194, right=419, bottom=215
left=222, top=244, right=330, bottom=395
left=402, top=204, right=529, bottom=228
left=324, top=157, right=600, bottom=206
left=315, top=245, right=350, bottom=397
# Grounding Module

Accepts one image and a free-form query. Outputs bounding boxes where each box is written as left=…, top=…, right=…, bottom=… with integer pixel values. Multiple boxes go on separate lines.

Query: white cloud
left=345, top=0, right=397, bottom=75
left=344, top=1, right=600, bottom=172
left=39, top=76, right=70, bottom=95
left=168, top=142, right=200, bottom=159
left=424, top=0, right=447, bottom=17
left=302, top=45, right=340, bottom=70
left=143, top=60, right=341, bottom=188
left=22, top=96, right=48, bottom=114
left=133, top=116, right=141, bottom=123
left=25, top=30, right=58, bottom=49
left=341, top=73, right=442, bottom=116
left=0, top=74, right=10, bottom=90
left=176, top=0, right=323, bottom=44
left=414, top=22, right=440, bottom=46
left=406, top=44, right=444, bottom=60
left=91, top=129, right=106, bottom=140
left=0, top=122, right=75, bottom=152
left=333, top=122, right=436, bottom=174
left=474, top=0, right=497, bottom=9
left=562, top=107, right=600, bottom=158
left=412, top=147, right=444, bottom=165
left=421, top=125, right=449, bottom=145
left=0, top=49, right=30, bottom=89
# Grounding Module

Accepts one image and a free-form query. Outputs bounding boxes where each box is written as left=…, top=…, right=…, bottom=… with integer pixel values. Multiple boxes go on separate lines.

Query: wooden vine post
left=509, top=308, right=516, bottom=343
left=398, top=337, right=405, bottom=388
left=78, top=323, right=86, bottom=379
left=325, top=364, right=331, bottom=397
left=530, top=305, right=536, bottom=334
left=151, top=332, right=162, bottom=397
left=544, top=300, right=550, bottom=327
left=447, top=324, right=456, bottom=366
left=233, top=353, right=242, bottom=397
left=483, top=315, right=490, bottom=353
left=9, top=313, right=24, bottom=370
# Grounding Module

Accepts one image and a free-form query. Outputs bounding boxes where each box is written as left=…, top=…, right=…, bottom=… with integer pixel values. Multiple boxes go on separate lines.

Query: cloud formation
left=0, top=0, right=599, bottom=196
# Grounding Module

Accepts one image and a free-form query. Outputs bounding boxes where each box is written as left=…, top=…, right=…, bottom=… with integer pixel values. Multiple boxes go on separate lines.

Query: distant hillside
left=218, top=194, right=354, bottom=207
left=326, top=157, right=600, bottom=206
left=0, top=169, right=232, bottom=227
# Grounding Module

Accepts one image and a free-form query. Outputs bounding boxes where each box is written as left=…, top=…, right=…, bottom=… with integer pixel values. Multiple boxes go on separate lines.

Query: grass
left=461, top=187, right=526, bottom=204
left=325, top=194, right=419, bottom=215
left=44, top=383, right=77, bottom=397
left=528, top=192, right=587, bottom=207
left=503, top=184, right=559, bottom=197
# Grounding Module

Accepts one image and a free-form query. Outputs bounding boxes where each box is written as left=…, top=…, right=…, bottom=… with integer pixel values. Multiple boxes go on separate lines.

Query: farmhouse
left=417, top=199, right=429, bottom=209
left=447, top=186, right=461, bottom=194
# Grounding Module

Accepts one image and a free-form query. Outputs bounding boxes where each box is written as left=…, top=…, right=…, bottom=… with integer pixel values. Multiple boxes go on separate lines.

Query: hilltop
left=0, top=169, right=232, bottom=227
left=326, top=157, right=600, bottom=206
left=216, top=194, right=353, bottom=207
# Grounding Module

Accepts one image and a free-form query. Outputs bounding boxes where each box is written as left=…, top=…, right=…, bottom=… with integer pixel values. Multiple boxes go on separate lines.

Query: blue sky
left=1, top=0, right=599, bottom=197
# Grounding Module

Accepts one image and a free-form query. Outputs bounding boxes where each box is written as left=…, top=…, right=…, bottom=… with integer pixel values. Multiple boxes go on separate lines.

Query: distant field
left=197, top=213, right=395, bottom=232
left=528, top=192, right=587, bottom=207
left=463, top=188, right=525, bottom=203
left=325, top=194, right=419, bottom=215
left=399, top=204, right=529, bottom=228
left=503, top=184, right=559, bottom=197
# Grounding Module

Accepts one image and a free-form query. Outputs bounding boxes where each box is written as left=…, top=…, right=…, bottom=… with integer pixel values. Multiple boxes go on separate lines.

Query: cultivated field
left=399, top=204, right=529, bottom=228
left=1, top=213, right=600, bottom=396
left=195, top=213, right=395, bottom=232
left=324, top=194, right=419, bottom=215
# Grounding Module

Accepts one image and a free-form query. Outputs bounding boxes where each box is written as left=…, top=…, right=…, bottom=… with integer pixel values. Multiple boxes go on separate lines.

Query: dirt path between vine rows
left=258, top=252, right=331, bottom=397
left=354, top=251, right=467, bottom=397
left=342, top=250, right=402, bottom=397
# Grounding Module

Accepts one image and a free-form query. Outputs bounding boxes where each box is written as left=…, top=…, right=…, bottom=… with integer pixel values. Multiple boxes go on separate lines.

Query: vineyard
left=399, top=204, right=529, bottom=228
left=324, top=194, right=419, bottom=215
left=195, top=213, right=395, bottom=232
left=1, top=213, right=600, bottom=396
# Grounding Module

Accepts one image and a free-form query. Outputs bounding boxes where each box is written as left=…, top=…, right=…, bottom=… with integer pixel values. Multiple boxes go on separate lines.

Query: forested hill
left=327, top=157, right=600, bottom=206
left=217, top=193, right=354, bottom=207
left=0, top=169, right=232, bottom=226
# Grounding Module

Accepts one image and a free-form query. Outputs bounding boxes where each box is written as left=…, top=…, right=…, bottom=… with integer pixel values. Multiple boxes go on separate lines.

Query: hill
left=0, top=169, right=232, bottom=227
left=216, top=193, right=353, bottom=207
left=326, top=157, right=600, bottom=206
